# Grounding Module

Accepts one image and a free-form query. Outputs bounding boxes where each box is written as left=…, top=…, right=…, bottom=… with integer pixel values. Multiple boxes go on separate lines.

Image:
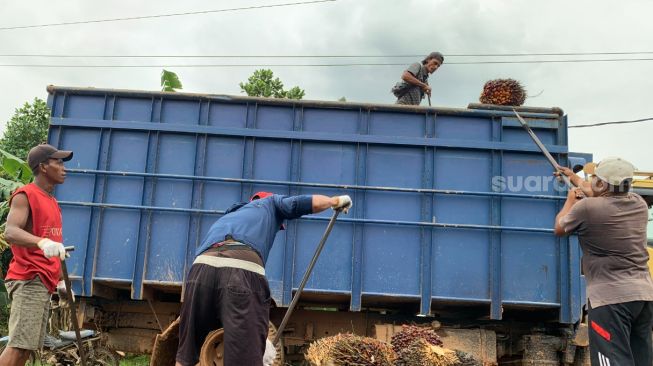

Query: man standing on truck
left=391, top=51, right=444, bottom=105
left=0, top=144, right=72, bottom=366
left=175, top=192, right=351, bottom=366
left=555, top=157, right=653, bottom=366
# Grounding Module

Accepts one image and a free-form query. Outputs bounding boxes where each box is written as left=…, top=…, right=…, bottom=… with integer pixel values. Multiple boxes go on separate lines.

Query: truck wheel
left=199, top=322, right=284, bottom=366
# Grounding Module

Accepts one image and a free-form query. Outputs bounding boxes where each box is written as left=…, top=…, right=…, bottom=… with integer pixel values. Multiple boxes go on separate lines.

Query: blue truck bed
left=47, top=86, right=585, bottom=324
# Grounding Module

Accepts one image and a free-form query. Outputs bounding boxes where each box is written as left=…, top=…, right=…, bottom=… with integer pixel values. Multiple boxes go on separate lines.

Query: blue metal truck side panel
left=46, top=86, right=584, bottom=324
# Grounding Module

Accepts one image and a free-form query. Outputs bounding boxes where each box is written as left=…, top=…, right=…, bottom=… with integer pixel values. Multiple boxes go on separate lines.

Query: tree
left=0, top=98, right=50, bottom=160
left=285, top=86, right=306, bottom=100
left=338, top=97, right=347, bottom=102
left=161, top=69, right=183, bottom=92
left=239, top=69, right=305, bottom=100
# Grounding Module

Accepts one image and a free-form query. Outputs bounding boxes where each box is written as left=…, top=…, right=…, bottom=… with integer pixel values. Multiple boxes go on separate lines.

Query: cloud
left=0, top=0, right=652, bottom=167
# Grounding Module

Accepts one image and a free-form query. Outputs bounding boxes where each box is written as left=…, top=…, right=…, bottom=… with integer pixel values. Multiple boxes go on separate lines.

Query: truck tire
left=199, top=322, right=284, bottom=366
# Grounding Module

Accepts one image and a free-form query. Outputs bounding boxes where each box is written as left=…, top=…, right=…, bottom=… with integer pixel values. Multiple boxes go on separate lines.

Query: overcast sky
left=1, top=0, right=651, bottom=168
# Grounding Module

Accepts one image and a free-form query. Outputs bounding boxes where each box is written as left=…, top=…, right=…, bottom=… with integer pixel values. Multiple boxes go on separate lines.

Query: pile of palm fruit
left=479, top=78, right=527, bottom=106
left=305, top=325, right=481, bottom=366
left=392, top=325, right=458, bottom=366
left=395, top=339, right=459, bottom=366
left=305, top=333, right=396, bottom=366
left=391, top=325, right=443, bottom=352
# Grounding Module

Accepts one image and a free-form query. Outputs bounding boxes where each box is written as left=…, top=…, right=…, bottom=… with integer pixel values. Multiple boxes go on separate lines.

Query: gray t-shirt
left=559, top=193, right=653, bottom=308
left=393, top=62, right=429, bottom=105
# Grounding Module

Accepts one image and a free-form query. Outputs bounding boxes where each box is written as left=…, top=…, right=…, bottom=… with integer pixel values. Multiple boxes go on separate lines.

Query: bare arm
left=401, top=71, right=427, bottom=89
left=4, top=193, right=42, bottom=248
left=312, top=195, right=339, bottom=213
left=554, top=188, right=583, bottom=236
left=556, top=167, right=593, bottom=197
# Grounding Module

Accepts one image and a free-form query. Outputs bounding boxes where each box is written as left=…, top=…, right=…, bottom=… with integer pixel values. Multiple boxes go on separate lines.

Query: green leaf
left=239, top=69, right=305, bottom=100
left=0, top=177, right=21, bottom=200
left=0, top=147, right=28, bottom=164
left=286, top=86, right=306, bottom=100
left=0, top=148, right=32, bottom=183
left=2, top=157, right=21, bottom=178
left=0, top=179, right=20, bottom=190
left=161, top=69, right=183, bottom=92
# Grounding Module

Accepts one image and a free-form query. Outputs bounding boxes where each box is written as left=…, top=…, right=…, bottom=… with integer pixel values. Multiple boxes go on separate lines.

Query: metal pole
left=513, top=109, right=575, bottom=189
left=61, top=247, right=87, bottom=366
left=272, top=209, right=341, bottom=345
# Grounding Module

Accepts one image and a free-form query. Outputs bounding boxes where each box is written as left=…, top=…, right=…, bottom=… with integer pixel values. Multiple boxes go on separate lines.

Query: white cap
left=594, top=157, right=636, bottom=186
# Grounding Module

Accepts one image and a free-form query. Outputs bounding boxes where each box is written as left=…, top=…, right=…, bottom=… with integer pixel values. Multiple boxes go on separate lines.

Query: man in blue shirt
left=175, top=192, right=351, bottom=366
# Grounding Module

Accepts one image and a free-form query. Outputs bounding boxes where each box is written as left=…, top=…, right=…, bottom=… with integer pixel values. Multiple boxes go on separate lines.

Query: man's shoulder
left=406, top=62, right=422, bottom=74
left=581, top=194, right=648, bottom=220
left=629, top=192, right=648, bottom=206
left=12, top=182, right=33, bottom=195
left=579, top=196, right=600, bottom=206
left=11, top=183, right=43, bottom=201
left=575, top=196, right=616, bottom=216
left=590, top=193, right=647, bottom=208
left=9, top=189, right=30, bottom=207
left=267, top=195, right=283, bottom=205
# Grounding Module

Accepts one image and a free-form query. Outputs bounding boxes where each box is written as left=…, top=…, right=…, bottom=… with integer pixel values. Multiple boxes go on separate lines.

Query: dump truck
left=46, top=85, right=651, bottom=365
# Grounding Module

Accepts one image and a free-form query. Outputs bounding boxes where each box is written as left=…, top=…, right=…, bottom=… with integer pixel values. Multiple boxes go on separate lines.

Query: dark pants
left=175, top=263, right=271, bottom=366
left=588, top=301, right=653, bottom=366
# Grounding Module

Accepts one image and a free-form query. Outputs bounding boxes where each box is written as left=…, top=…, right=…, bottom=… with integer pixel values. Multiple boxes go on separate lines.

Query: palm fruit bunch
left=479, top=78, right=526, bottom=106
left=391, top=325, right=443, bottom=353
left=395, top=339, right=460, bottom=366
left=305, top=333, right=396, bottom=366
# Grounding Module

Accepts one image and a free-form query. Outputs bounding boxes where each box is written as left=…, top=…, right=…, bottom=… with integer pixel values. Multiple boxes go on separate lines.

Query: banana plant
left=0, top=148, right=32, bottom=250
left=0, top=148, right=31, bottom=306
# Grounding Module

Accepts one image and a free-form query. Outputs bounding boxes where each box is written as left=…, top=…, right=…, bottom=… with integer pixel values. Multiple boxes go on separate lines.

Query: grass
left=120, top=354, right=151, bottom=366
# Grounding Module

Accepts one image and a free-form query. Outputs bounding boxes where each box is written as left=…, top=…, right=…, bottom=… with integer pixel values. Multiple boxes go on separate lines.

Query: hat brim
left=51, top=150, right=73, bottom=161
left=250, top=191, right=274, bottom=201
left=583, top=162, right=596, bottom=175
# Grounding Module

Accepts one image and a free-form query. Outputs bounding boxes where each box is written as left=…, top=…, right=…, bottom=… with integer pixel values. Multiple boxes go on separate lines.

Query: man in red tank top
left=0, top=144, right=72, bottom=366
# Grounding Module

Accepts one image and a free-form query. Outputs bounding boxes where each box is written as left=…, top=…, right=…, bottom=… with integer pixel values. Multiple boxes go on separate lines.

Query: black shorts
left=175, top=263, right=271, bottom=366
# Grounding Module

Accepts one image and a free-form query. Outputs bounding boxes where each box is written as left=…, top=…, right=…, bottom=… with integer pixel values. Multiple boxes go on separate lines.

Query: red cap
left=250, top=191, right=274, bottom=201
